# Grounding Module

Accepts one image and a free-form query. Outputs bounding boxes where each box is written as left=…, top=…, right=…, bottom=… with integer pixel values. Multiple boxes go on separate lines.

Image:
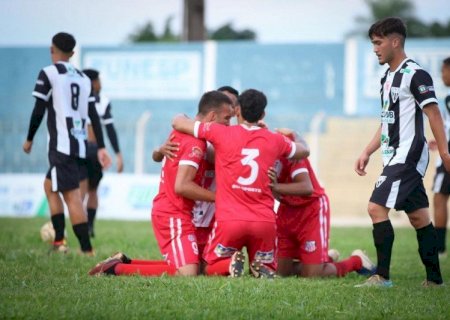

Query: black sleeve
left=26, top=98, right=47, bottom=141
left=32, top=70, right=52, bottom=101
left=105, top=123, right=120, bottom=153
left=88, top=100, right=106, bottom=149
left=410, top=69, right=438, bottom=109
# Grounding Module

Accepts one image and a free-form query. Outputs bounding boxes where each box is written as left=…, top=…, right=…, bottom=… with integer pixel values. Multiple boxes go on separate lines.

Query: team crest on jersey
left=390, top=87, right=400, bottom=103
left=214, top=244, right=237, bottom=257
left=304, top=241, right=316, bottom=253
left=189, top=146, right=204, bottom=160
left=254, top=250, right=274, bottom=263
left=376, top=176, right=387, bottom=188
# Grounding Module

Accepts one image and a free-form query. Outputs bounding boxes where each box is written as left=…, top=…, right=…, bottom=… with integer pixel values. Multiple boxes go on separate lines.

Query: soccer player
left=82, top=69, right=124, bottom=238
left=172, top=89, right=310, bottom=278
left=23, top=32, right=111, bottom=255
left=430, top=57, right=450, bottom=259
left=269, top=129, right=375, bottom=278
left=354, top=17, right=448, bottom=287
left=88, top=91, right=234, bottom=276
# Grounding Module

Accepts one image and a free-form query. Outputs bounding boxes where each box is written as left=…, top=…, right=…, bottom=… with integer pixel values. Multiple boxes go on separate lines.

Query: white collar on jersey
left=240, top=123, right=261, bottom=131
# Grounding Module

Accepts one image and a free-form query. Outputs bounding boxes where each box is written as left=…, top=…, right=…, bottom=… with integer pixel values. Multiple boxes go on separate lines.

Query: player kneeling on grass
left=269, top=129, right=376, bottom=278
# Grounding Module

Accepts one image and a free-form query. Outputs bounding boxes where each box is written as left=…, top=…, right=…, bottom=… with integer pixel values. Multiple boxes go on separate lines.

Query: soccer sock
left=72, top=222, right=93, bottom=252
left=130, top=259, right=169, bottom=265
left=435, top=227, right=447, bottom=253
left=333, top=256, right=362, bottom=277
left=114, top=263, right=177, bottom=276
left=51, top=213, right=65, bottom=242
left=372, top=220, right=395, bottom=280
left=87, top=208, right=96, bottom=229
left=416, top=223, right=443, bottom=284
left=204, top=259, right=231, bottom=276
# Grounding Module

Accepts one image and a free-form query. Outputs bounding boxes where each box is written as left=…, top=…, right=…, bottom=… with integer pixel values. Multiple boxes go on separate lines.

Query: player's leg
left=246, top=221, right=277, bottom=278
left=203, top=221, right=246, bottom=277
left=44, top=178, right=67, bottom=250
left=85, top=142, right=102, bottom=237
left=152, top=214, right=199, bottom=276
left=434, top=193, right=449, bottom=256
left=276, top=205, right=298, bottom=277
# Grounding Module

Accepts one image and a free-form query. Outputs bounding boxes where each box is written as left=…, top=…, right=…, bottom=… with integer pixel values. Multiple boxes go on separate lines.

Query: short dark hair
left=52, top=32, right=76, bottom=53
left=83, top=69, right=99, bottom=81
left=198, top=91, right=232, bottom=116
left=443, top=57, right=450, bottom=67
left=217, top=86, right=239, bottom=97
left=238, top=89, right=267, bottom=123
left=368, top=17, right=407, bottom=40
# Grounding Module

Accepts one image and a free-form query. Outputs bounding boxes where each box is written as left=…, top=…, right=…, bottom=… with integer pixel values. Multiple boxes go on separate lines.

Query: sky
left=0, top=0, right=449, bottom=46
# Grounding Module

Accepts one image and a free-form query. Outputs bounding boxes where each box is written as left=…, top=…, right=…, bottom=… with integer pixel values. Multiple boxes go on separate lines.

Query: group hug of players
left=88, top=87, right=376, bottom=279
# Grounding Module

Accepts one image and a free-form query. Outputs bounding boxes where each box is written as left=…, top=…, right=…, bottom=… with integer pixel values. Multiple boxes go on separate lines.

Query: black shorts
left=86, top=142, right=103, bottom=189
left=46, top=150, right=87, bottom=192
left=370, top=164, right=429, bottom=214
left=432, top=163, right=450, bottom=195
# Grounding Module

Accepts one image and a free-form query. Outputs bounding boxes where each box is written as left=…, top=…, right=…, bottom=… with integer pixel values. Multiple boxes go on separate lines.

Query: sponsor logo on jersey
left=390, top=87, right=400, bottom=103
left=418, top=85, right=434, bottom=94
left=255, top=250, right=274, bottom=263
left=376, top=176, right=387, bottom=188
left=189, top=146, right=203, bottom=160
left=304, top=241, right=316, bottom=253
left=36, top=80, right=44, bottom=86
left=214, top=243, right=237, bottom=257
left=381, top=110, right=395, bottom=124
left=70, top=120, right=87, bottom=139
left=400, top=68, right=411, bottom=74
left=188, top=234, right=196, bottom=242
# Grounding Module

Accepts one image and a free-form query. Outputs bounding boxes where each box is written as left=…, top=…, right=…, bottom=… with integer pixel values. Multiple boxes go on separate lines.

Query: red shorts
left=195, top=226, right=212, bottom=258
left=277, top=195, right=330, bottom=264
left=151, top=213, right=199, bottom=268
left=203, top=220, right=277, bottom=270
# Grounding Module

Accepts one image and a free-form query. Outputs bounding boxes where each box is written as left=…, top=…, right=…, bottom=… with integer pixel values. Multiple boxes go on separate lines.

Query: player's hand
left=257, top=120, right=268, bottom=129
left=267, top=166, right=278, bottom=187
left=23, top=140, right=33, bottom=154
left=116, top=153, right=124, bottom=173
left=160, top=134, right=180, bottom=160
left=355, top=152, right=370, bottom=176
left=275, top=128, right=297, bottom=142
left=97, top=148, right=112, bottom=170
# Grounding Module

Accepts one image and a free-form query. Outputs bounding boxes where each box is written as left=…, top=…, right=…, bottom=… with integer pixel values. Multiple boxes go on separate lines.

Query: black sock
left=72, top=222, right=92, bottom=252
left=51, top=213, right=65, bottom=242
left=87, top=208, right=97, bottom=229
left=416, top=223, right=443, bottom=284
left=435, top=227, right=447, bottom=253
left=373, top=220, right=395, bottom=280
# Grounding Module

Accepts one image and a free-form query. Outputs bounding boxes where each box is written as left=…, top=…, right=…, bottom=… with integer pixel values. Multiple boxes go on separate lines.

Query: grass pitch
left=1, top=217, right=449, bottom=319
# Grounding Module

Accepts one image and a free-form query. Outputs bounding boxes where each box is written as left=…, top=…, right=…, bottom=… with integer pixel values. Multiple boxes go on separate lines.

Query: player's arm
left=276, top=128, right=310, bottom=160
left=23, top=98, right=47, bottom=154
left=88, top=100, right=111, bottom=169
left=354, top=125, right=381, bottom=176
left=423, top=104, right=450, bottom=172
left=152, top=134, right=180, bottom=162
left=174, top=165, right=215, bottom=202
left=268, top=167, right=313, bottom=196
left=172, top=114, right=196, bottom=136
left=103, top=105, right=123, bottom=172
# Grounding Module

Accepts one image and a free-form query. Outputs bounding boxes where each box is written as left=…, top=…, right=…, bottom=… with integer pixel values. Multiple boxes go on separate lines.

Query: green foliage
left=355, top=0, right=450, bottom=37
left=209, top=23, right=256, bottom=41
left=1, top=217, right=449, bottom=319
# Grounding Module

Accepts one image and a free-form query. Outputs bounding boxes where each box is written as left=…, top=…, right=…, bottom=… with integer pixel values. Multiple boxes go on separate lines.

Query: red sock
left=130, top=259, right=169, bottom=265
left=333, top=256, right=362, bottom=277
left=204, top=259, right=231, bottom=276
left=115, top=263, right=177, bottom=276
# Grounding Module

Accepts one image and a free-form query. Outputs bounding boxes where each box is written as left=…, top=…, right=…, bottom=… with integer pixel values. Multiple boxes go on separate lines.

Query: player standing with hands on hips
left=354, top=17, right=448, bottom=287
left=23, top=32, right=111, bottom=255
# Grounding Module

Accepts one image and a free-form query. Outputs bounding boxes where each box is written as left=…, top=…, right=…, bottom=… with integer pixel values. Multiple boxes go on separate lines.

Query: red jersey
left=152, top=130, right=206, bottom=218
left=195, top=122, right=295, bottom=223
left=275, top=157, right=325, bottom=207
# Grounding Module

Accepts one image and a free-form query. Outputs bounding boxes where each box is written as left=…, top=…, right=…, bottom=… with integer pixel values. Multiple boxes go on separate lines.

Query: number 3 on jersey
left=237, top=148, right=259, bottom=185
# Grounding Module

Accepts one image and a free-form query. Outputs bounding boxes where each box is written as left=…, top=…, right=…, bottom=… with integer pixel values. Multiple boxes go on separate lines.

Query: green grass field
left=1, top=217, right=449, bottom=319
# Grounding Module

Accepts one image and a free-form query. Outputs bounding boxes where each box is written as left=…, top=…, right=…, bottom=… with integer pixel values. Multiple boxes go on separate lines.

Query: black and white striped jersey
left=435, top=91, right=450, bottom=168
left=87, top=93, right=113, bottom=126
left=32, top=61, right=94, bottom=158
left=379, top=58, right=438, bottom=176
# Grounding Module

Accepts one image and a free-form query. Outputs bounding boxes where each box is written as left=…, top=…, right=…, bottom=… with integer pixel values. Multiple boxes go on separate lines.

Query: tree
left=209, top=23, right=256, bottom=41
left=128, top=22, right=158, bottom=42
left=353, top=0, right=450, bottom=38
